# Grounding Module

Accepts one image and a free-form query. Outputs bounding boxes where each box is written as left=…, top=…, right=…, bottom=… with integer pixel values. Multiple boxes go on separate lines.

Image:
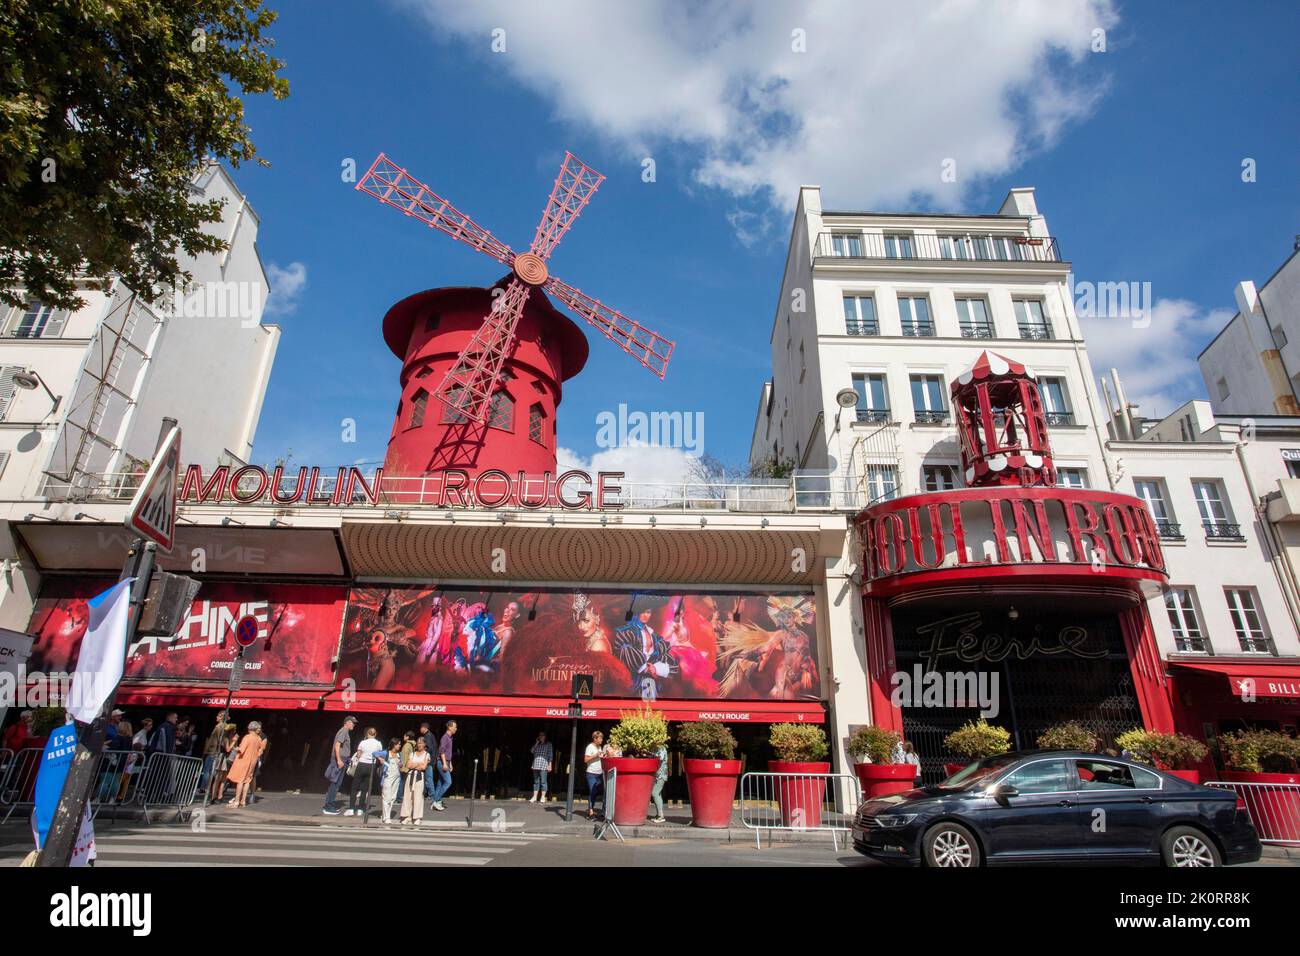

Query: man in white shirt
left=347, top=726, right=385, bottom=817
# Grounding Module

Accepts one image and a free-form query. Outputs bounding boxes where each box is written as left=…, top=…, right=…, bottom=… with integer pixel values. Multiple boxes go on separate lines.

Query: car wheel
left=923, top=822, right=981, bottom=867
left=1162, top=826, right=1221, bottom=868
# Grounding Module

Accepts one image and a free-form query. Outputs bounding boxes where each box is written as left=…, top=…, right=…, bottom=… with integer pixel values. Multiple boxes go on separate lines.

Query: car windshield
left=939, top=754, right=1021, bottom=788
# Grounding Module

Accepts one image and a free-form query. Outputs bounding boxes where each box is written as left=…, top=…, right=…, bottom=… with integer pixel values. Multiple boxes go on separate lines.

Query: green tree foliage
left=0, top=0, right=289, bottom=309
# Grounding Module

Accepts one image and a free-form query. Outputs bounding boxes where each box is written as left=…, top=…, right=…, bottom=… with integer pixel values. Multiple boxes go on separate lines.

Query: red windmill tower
left=950, top=350, right=1057, bottom=487
left=356, top=152, right=674, bottom=480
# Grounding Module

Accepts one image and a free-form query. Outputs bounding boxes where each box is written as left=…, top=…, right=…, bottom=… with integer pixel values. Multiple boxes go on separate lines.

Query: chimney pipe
left=1110, top=368, right=1136, bottom=442
left=1100, top=376, right=1124, bottom=440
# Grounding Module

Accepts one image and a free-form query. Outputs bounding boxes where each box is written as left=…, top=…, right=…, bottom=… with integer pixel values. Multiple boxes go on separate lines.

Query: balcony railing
left=845, top=321, right=879, bottom=336
left=856, top=408, right=891, bottom=424
left=913, top=410, right=949, bottom=425
left=1203, top=521, right=1245, bottom=541
left=1155, top=520, right=1184, bottom=541
left=1044, top=412, right=1075, bottom=427
left=900, top=323, right=934, bottom=337
left=816, top=231, right=1062, bottom=263
left=960, top=325, right=994, bottom=339
left=1018, top=324, right=1053, bottom=340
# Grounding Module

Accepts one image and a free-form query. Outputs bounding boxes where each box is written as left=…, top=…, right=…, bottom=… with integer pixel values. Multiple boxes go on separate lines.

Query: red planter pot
left=1163, top=769, right=1202, bottom=785
left=1223, top=770, right=1300, bottom=843
left=854, top=763, right=919, bottom=800
left=683, top=758, right=741, bottom=828
left=603, top=757, right=660, bottom=827
left=769, top=760, right=830, bottom=828
left=943, top=762, right=968, bottom=778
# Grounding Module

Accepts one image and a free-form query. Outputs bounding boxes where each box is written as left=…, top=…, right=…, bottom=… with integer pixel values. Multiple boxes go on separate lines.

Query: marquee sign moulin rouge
left=178, top=464, right=627, bottom=511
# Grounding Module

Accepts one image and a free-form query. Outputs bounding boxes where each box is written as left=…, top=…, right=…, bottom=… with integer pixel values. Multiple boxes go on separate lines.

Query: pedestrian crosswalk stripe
left=87, top=845, right=494, bottom=866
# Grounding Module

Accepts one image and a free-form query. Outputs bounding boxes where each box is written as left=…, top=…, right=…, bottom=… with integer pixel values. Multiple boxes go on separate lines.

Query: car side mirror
left=992, top=783, right=1019, bottom=799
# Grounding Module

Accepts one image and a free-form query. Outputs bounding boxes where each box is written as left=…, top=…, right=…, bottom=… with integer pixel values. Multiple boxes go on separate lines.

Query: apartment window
left=884, top=234, right=913, bottom=259
left=1165, top=589, right=1206, bottom=653
left=441, top=386, right=471, bottom=424
left=830, top=233, right=863, bottom=257
left=528, top=403, right=546, bottom=444
left=1134, top=479, right=1181, bottom=538
left=414, top=366, right=433, bottom=379
left=0, top=365, right=24, bottom=421
left=910, top=374, right=947, bottom=423
left=842, top=295, right=878, bottom=335
left=898, top=296, right=933, bottom=336
left=1192, top=480, right=1242, bottom=539
left=955, top=297, right=993, bottom=338
left=852, top=373, right=890, bottom=423
left=486, top=391, right=514, bottom=431
left=1057, top=468, right=1088, bottom=489
left=922, top=465, right=957, bottom=491
left=1216, top=378, right=1230, bottom=402
left=866, top=465, right=900, bottom=502
left=1014, top=299, right=1052, bottom=340
left=1038, top=377, right=1073, bottom=426
left=938, top=235, right=971, bottom=260
left=1287, top=459, right=1300, bottom=479
left=409, top=389, right=429, bottom=428
left=8, top=301, right=69, bottom=339
left=1225, top=588, right=1272, bottom=654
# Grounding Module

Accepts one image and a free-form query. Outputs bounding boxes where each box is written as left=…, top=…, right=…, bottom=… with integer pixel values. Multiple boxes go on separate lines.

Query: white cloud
left=558, top=441, right=697, bottom=487
left=403, top=0, right=1117, bottom=222
left=1079, top=298, right=1231, bottom=419
left=265, top=261, right=307, bottom=315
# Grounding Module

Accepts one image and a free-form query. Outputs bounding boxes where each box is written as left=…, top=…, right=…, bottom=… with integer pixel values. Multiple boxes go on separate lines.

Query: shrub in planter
left=1218, top=730, right=1300, bottom=842
left=1115, top=728, right=1155, bottom=763
left=1119, top=729, right=1208, bottom=782
left=677, top=721, right=740, bottom=828
left=767, top=723, right=830, bottom=828
left=1036, top=721, right=1099, bottom=752
left=29, top=706, right=67, bottom=740
left=846, top=726, right=917, bottom=799
left=605, top=710, right=669, bottom=826
left=944, top=720, right=1011, bottom=770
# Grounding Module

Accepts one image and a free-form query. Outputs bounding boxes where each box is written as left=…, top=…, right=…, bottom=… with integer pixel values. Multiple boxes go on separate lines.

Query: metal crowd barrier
left=738, top=771, right=862, bottom=849
left=1207, top=780, right=1300, bottom=846
left=132, top=753, right=204, bottom=824
left=0, top=747, right=42, bottom=824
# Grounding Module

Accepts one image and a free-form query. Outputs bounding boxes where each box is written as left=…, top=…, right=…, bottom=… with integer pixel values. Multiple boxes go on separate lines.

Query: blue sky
left=236, top=0, right=1300, bottom=477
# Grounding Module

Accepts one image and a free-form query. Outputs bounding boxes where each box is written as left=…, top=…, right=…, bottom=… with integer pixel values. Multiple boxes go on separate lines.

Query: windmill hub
left=512, top=252, right=549, bottom=287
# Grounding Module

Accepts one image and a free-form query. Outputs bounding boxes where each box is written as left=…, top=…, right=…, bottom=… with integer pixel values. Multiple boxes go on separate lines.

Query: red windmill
left=950, top=350, right=1057, bottom=487
left=356, top=152, right=675, bottom=427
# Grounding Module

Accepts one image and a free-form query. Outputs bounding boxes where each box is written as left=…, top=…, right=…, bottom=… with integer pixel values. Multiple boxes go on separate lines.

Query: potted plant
left=768, top=723, right=830, bottom=828
left=943, top=719, right=1012, bottom=777
left=1217, top=730, right=1300, bottom=843
left=1035, top=721, right=1099, bottom=752
left=676, top=721, right=741, bottom=828
left=605, top=709, right=669, bottom=827
left=847, top=726, right=915, bottom=799
left=1117, top=729, right=1208, bottom=783
left=28, top=706, right=67, bottom=748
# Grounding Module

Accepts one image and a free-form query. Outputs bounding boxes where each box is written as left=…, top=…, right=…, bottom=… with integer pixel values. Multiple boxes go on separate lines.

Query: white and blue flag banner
left=67, top=578, right=135, bottom=724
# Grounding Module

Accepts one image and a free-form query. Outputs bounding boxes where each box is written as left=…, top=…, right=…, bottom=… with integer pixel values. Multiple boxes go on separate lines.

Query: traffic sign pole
left=565, top=701, right=580, bottom=822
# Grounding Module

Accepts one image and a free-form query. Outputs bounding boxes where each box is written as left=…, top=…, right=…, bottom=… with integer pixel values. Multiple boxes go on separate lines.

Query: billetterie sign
left=179, top=465, right=626, bottom=511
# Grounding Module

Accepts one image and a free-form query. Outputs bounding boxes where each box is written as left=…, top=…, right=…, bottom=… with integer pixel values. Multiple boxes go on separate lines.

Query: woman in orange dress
left=226, top=721, right=265, bottom=808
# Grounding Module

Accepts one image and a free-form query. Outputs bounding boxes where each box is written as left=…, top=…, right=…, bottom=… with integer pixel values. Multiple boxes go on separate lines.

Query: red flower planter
left=1163, top=769, right=1202, bottom=785
left=854, top=763, right=919, bottom=800
left=769, top=760, right=830, bottom=828
left=603, top=757, right=660, bottom=827
left=943, top=762, right=968, bottom=779
left=683, top=758, right=741, bottom=828
left=1223, top=770, right=1300, bottom=843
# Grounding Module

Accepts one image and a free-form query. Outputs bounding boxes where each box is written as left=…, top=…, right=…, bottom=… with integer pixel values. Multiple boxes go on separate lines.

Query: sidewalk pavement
left=190, top=789, right=835, bottom=843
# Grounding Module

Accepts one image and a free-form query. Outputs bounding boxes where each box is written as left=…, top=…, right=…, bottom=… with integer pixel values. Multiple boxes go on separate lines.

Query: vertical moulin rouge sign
left=27, top=579, right=346, bottom=686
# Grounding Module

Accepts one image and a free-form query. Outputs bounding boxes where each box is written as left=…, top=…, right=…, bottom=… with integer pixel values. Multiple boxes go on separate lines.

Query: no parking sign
left=234, top=615, right=260, bottom=648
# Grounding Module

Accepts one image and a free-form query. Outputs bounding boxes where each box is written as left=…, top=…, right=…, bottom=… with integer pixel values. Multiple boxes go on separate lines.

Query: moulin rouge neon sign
left=179, top=465, right=626, bottom=511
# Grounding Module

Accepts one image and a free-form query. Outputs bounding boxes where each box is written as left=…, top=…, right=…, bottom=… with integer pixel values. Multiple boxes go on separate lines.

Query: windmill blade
left=545, top=276, right=674, bottom=379
left=435, top=278, right=532, bottom=423
left=530, top=152, right=605, bottom=261
left=357, top=154, right=515, bottom=266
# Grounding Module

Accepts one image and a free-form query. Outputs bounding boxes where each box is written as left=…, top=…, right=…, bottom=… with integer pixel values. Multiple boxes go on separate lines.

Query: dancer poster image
left=339, top=586, right=819, bottom=701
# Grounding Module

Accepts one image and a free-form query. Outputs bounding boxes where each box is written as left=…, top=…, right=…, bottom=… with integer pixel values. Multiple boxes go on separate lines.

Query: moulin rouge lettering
left=859, top=488, right=1166, bottom=582
left=179, top=465, right=625, bottom=511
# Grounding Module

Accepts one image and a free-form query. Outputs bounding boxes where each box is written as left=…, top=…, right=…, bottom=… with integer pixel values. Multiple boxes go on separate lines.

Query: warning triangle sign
left=127, top=425, right=181, bottom=552
left=572, top=672, right=594, bottom=700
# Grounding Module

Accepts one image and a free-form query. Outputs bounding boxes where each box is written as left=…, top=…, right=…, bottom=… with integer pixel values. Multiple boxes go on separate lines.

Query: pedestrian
left=118, top=724, right=143, bottom=802
left=98, top=719, right=132, bottom=803
left=648, top=741, right=669, bottom=824
left=225, top=722, right=266, bottom=808
left=148, top=712, right=178, bottom=756
left=248, top=724, right=269, bottom=803
left=210, top=724, right=238, bottom=802
left=419, top=721, right=438, bottom=800
left=132, top=717, right=153, bottom=750
left=584, top=730, right=606, bottom=820
left=430, top=720, right=457, bottom=812
left=147, top=712, right=178, bottom=800
left=401, top=738, right=431, bottom=826
left=899, top=740, right=921, bottom=781
left=528, top=730, right=553, bottom=803
left=199, top=710, right=229, bottom=793
left=174, top=717, right=196, bottom=756
left=322, top=715, right=357, bottom=816
left=347, top=727, right=384, bottom=817
left=3, top=710, right=33, bottom=751
left=396, top=730, right=417, bottom=806
left=380, top=738, right=402, bottom=825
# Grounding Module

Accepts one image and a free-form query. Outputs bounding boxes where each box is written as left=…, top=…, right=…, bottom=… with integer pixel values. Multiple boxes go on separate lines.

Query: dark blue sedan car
left=852, top=750, right=1261, bottom=867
